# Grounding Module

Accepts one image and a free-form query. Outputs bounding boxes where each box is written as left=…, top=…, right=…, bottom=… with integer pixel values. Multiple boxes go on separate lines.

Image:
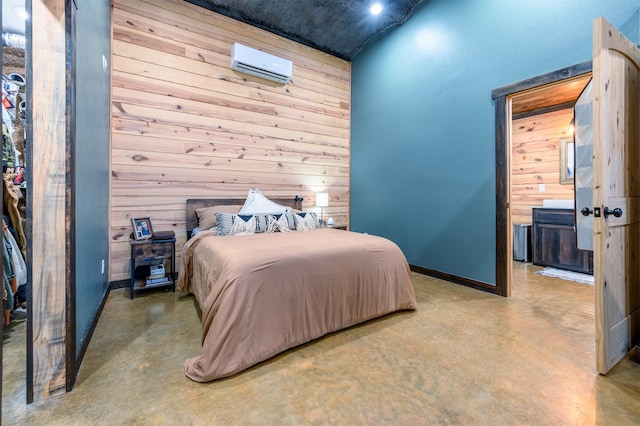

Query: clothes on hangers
left=4, top=217, right=26, bottom=286
left=3, top=174, right=26, bottom=257
left=2, top=81, right=27, bottom=257
left=3, top=221, right=16, bottom=324
left=2, top=217, right=27, bottom=324
left=2, top=75, right=24, bottom=166
left=1, top=98, right=14, bottom=134
left=2, top=121, right=16, bottom=171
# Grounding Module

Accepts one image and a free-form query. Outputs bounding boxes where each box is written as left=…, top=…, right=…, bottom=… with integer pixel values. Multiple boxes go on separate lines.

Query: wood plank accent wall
left=30, top=0, right=68, bottom=401
left=110, top=0, right=351, bottom=281
left=511, top=108, right=575, bottom=225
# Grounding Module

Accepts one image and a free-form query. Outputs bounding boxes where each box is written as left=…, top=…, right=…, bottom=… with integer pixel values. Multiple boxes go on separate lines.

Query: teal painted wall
left=75, top=0, right=111, bottom=357
left=351, top=0, right=639, bottom=285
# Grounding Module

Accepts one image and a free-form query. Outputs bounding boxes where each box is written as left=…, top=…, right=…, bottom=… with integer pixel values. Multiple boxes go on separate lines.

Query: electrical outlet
left=539, top=184, right=545, bottom=192
left=101, top=259, right=105, bottom=275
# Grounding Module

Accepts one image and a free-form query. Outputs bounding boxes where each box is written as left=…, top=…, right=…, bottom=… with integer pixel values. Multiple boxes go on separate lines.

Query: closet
left=2, top=5, right=29, bottom=410
left=2, top=2, right=29, bottom=411
left=2, top=36, right=28, bottom=327
left=3, top=0, right=143, bottom=405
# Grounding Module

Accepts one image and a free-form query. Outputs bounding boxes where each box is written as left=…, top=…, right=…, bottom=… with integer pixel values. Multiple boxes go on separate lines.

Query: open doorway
left=492, top=62, right=592, bottom=297
left=493, top=17, right=638, bottom=378
left=2, top=0, right=29, bottom=411
left=509, top=74, right=593, bottom=282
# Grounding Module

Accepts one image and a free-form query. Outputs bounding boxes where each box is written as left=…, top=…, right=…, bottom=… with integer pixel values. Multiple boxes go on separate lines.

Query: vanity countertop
left=540, top=199, right=574, bottom=209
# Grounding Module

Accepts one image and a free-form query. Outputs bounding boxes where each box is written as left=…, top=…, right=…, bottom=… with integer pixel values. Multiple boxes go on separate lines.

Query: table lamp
left=316, top=192, right=329, bottom=225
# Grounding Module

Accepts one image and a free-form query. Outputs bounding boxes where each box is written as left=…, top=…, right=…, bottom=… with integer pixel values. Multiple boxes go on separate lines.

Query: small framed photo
left=131, top=217, right=153, bottom=240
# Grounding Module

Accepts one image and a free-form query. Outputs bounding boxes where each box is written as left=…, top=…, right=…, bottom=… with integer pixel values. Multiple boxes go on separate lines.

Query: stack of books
left=152, top=230, right=175, bottom=241
left=146, top=264, right=168, bottom=285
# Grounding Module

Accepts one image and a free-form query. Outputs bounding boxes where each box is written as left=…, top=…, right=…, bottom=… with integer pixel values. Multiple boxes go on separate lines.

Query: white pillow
left=216, top=213, right=257, bottom=236
left=266, top=214, right=292, bottom=233
left=294, top=212, right=317, bottom=231
left=238, top=188, right=292, bottom=214
left=216, top=213, right=272, bottom=236
left=228, top=215, right=256, bottom=235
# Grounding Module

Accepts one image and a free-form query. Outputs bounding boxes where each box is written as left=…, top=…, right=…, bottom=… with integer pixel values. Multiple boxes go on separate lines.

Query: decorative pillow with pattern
left=271, top=212, right=296, bottom=230
left=216, top=213, right=271, bottom=236
left=266, top=215, right=279, bottom=233
left=308, top=212, right=320, bottom=227
left=266, top=213, right=294, bottom=233
left=294, top=212, right=317, bottom=231
left=296, top=212, right=320, bottom=228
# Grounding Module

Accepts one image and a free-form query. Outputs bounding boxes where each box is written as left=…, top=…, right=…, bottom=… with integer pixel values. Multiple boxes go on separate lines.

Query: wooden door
left=593, top=17, right=640, bottom=374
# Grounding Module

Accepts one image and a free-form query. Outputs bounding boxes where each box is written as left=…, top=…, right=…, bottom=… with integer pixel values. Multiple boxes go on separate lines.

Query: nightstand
left=129, top=238, right=176, bottom=299
left=328, top=225, right=348, bottom=230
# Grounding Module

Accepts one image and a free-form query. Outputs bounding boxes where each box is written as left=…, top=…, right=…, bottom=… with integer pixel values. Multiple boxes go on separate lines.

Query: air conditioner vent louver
left=231, top=43, right=292, bottom=84
left=234, top=62, right=290, bottom=82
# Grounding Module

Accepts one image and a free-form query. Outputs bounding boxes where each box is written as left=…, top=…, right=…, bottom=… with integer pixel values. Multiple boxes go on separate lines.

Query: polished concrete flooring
left=3, top=262, right=640, bottom=425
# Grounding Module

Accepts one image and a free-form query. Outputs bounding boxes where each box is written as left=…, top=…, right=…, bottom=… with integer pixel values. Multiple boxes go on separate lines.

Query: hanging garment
left=2, top=78, right=20, bottom=112
left=2, top=122, right=16, bottom=170
left=3, top=173, right=26, bottom=257
left=14, top=284, right=26, bottom=307
left=11, top=95, right=24, bottom=166
left=1, top=101, right=14, bottom=134
left=3, top=227, right=16, bottom=312
left=3, top=219, right=26, bottom=286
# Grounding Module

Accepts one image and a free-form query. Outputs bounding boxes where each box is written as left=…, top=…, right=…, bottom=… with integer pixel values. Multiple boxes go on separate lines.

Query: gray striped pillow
left=216, top=213, right=271, bottom=236
left=293, top=212, right=319, bottom=231
left=271, top=212, right=296, bottom=230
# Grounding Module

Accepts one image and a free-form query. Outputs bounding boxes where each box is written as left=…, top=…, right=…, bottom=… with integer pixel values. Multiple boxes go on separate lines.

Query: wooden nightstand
left=129, top=238, right=176, bottom=299
left=328, top=225, right=348, bottom=230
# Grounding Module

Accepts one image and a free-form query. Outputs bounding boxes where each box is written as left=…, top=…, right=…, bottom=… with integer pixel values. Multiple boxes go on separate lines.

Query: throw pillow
left=196, top=204, right=243, bottom=230
left=294, top=212, right=317, bottom=231
left=238, top=188, right=291, bottom=214
left=272, top=212, right=296, bottom=230
left=216, top=212, right=271, bottom=236
left=266, top=213, right=293, bottom=233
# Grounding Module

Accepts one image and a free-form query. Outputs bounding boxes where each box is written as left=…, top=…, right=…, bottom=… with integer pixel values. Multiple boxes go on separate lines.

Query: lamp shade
left=316, top=192, right=329, bottom=207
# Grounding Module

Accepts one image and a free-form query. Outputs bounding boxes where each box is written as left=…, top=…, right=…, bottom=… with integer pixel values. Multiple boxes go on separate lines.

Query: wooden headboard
left=186, top=196, right=304, bottom=239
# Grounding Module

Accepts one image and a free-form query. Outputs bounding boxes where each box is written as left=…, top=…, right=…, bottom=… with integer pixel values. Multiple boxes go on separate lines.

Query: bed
left=177, top=197, right=417, bottom=382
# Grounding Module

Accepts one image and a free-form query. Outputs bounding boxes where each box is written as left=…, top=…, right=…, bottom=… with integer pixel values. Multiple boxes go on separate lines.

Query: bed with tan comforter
left=177, top=227, right=417, bottom=382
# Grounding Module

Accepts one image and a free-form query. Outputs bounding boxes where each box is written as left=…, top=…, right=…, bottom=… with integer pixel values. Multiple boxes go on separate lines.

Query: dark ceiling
left=185, top=0, right=425, bottom=61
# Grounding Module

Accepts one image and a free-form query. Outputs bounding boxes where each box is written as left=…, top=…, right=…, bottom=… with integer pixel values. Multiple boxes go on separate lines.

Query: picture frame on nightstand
left=131, top=217, right=153, bottom=240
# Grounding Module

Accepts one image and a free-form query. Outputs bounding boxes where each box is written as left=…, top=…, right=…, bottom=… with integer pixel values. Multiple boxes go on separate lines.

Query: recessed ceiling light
left=370, top=3, right=383, bottom=15
left=15, top=7, right=28, bottom=20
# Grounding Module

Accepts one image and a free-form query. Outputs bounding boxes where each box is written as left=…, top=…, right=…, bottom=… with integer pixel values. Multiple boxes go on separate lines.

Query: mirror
left=560, top=139, right=575, bottom=184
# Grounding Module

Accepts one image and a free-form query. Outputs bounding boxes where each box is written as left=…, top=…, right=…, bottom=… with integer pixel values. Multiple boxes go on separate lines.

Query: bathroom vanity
left=532, top=207, right=593, bottom=274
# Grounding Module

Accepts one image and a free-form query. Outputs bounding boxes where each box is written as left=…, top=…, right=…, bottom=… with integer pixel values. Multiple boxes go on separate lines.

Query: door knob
left=603, top=207, right=623, bottom=218
left=580, top=207, right=593, bottom=216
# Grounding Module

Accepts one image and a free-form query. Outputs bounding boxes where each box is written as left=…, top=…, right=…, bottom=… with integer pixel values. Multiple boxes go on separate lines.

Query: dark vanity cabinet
left=532, top=208, right=593, bottom=274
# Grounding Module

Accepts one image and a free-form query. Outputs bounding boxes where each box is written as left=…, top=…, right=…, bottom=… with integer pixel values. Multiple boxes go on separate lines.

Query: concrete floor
left=3, top=262, right=640, bottom=425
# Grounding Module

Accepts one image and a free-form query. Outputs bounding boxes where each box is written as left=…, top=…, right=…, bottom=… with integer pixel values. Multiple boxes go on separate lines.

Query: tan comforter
left=177, top=228, right=417, bottom=382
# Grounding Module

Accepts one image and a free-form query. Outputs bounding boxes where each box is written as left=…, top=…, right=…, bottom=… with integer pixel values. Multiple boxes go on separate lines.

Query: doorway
left=509, top=74, right=592, bottom=280
left=2, top=0, right=29, bottom=410
left=492, top=61, right=592, bottom=297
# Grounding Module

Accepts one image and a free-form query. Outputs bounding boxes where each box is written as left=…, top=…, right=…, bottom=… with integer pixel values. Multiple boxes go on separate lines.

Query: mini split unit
left=230, top=43, right=293, bottom=84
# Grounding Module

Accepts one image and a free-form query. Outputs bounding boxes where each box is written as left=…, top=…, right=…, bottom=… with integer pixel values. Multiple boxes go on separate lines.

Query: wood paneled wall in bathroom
left=511, top=108, right=575, bottom=225
left=110, top=0, right=351, bottom=281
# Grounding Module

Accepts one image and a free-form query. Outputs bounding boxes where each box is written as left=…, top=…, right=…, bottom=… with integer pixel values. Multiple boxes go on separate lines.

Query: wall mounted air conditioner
left=231, top=43, right=292, bottom=84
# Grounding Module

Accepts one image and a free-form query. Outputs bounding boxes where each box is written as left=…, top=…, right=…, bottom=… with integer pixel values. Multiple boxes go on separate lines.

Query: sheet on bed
left=177, top=228, right=417, bottom=382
